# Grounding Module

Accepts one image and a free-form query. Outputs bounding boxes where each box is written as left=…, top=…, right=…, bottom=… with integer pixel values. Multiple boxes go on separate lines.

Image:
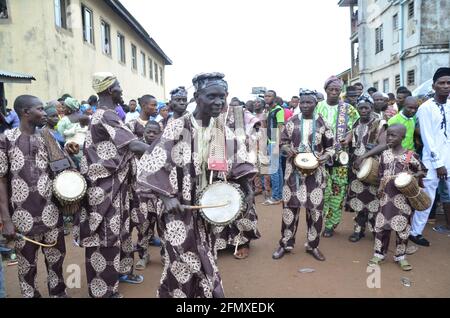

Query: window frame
left=375, top=24, right=384, bottom=54
left=117, top=32, right=126, bottom=65
left=383, top=78, right=389, bottom=93
left=160, top=66, right=164, bottom=86
left=373, top=81, right=379, bottom=91
left=408, top=1, right=414, bottom=20
left=54, top=0, right=71, bottom=30
left=148, top=58, right=153, bottom=80
left=395, top=74, right=401, bottom=90
left=100, top=19, right=112, bottom=57
left=81, top=4, right=95, bottom=46
left=407, top=69, right=415, bottom=86
left=154, top=61, right=159, bottom=84
left=140, top=51, right=146, bottom=77
left=131, top=43, right=138, bottom=71
left=0, top=0, right=10, bottom=23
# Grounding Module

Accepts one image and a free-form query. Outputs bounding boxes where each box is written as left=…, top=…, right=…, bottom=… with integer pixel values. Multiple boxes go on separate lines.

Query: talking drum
left=394, top=172, right=431, bottom=211
left=197, top=182, right=245, bottom=226
left=53, top=170, right=87, bottom=216
left=357, top=158, right=379, bottom=185
left=294, top=153, right=319, bottom=176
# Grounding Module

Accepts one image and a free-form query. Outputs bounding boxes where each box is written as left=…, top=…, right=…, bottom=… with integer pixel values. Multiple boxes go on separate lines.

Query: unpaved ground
left=3, top=195, right=450, bottom=298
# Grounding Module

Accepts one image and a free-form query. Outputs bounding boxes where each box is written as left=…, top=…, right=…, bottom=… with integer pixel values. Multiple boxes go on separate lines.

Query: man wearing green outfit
left=316, top=76, right=359, bottom=237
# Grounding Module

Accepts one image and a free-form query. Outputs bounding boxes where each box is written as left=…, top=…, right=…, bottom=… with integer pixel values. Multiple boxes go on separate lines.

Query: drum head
left=54, top=171, right=86, bottom=201
left=395, top=172, right=413, bottom=188
left=339, top=152, right=349, bottom=165
left=357, top=158, right=372, bottom=179
left=295, top=153, right=318, bottom=169
left=199, top=182, right=243, bottom=226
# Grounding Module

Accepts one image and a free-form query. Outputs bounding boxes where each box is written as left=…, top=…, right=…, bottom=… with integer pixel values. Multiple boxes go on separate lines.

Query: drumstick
left=183, top=201, right=231, bottom=210
left=15, top=233, right=57, bottom=248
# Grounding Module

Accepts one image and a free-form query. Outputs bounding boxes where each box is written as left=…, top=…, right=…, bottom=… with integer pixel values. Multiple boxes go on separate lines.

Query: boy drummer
left=368, top=124, right=426, bottom=271
left=134, top=121, right=162, bottom=270
left=272, top=89, right=335, bottom=261
left=345, top=94, right=387, bottom=242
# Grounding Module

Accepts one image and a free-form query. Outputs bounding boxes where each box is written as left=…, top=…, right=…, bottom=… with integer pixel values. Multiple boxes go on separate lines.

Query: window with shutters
left=375, top=25, right=384, bottom=54
left=395, top=74, right=401, bottom=89
left=407, top=70, right=415, bottom=86
left=408, top=1, right=414, bottom=20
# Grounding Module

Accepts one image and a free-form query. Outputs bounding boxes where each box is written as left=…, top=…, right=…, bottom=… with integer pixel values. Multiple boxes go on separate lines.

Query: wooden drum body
left=357, top=158, right=379, bottom=186
left=53, top=170, right=87, bottom=216
left=394, top=172, right=431, bottom=211
left=294, top=153, right=319, bottom=176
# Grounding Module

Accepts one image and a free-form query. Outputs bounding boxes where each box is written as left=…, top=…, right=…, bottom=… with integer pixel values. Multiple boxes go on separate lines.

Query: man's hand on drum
left=161, top=196, right=184, bottom=214
left=65, top=142, right=80, bottom=155
left=318, top=153, right=331, bottom=165
left=437, top=166, right=448, bottom=181
left=281, top=145, right=297, bottom=158
left=353, top=157, right=364, bottom=170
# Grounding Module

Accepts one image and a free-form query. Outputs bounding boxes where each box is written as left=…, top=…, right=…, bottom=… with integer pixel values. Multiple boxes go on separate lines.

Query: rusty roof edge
left=0, top=70, right=36, bottom=80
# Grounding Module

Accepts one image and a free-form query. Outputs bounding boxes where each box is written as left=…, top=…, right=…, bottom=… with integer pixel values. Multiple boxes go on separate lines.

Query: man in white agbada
left=409, top=67, right=450, bottom=247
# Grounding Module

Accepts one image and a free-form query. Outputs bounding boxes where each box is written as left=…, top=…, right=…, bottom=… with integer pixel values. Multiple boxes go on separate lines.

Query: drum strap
left=403, top=150, right=414, bottom=172
left=208, top=112, right=228, bottom=172
left=335, top=101, right=349, bottom=151
left=299, top=114, right=317, bottom=155
left=41, top=128, right=75, bottom=174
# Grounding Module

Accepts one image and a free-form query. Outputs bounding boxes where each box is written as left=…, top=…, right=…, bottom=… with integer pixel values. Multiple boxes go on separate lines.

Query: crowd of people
left=0, top=67, right=449, bottom=298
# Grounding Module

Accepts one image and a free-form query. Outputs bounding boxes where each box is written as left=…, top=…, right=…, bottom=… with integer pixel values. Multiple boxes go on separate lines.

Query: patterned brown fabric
left=137, top=113, right=255, bottom=298
left=345, top=118, right=386, bottom=233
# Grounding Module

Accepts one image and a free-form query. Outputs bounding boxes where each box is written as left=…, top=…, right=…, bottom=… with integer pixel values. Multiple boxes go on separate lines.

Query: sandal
left=234, top=245, right=250, bottom=260
left=397, top=259, right=413, bottom=271
left=368, top=256, right=384, bottom=267
left=119, top=273, right=144, bottom=284
left=135, top=255, right=149, bottom=271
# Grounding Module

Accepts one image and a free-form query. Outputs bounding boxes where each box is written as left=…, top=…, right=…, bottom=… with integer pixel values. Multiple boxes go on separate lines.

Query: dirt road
left=3, top=195, right=450, bottom=298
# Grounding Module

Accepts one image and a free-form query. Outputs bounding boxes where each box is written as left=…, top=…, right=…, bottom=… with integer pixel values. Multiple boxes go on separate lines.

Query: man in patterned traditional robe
left=0, top=95, right=68, bottom=298
left=137, top=73, right=256, bottom=298
left=73, top=73, right=153, bottom=298
left=316, top=76, right=360, bottom=237
left=345, top=95, right=387, bottom=243
left=272, top=90, right=335, bottom=261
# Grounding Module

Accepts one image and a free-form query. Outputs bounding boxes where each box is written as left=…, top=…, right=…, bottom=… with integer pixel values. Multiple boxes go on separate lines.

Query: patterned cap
left=299, top=88, right=318, bottom=102
left=192, top=72, right=228, bottom=92
left=357, top=93, right=374, bottom=105
left=170, top=86, right=188, bottom=98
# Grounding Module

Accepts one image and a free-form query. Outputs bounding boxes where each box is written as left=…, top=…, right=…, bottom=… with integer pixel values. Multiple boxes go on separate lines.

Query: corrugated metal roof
left=0, top=70, right=36, bottom=81
left=104, top=0, right=173, bottom=65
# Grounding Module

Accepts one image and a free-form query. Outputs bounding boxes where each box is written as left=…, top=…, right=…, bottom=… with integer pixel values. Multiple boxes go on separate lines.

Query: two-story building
left=0, top=0, right=172, bottom=103
left=338, top=0, right=449, bottom=93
